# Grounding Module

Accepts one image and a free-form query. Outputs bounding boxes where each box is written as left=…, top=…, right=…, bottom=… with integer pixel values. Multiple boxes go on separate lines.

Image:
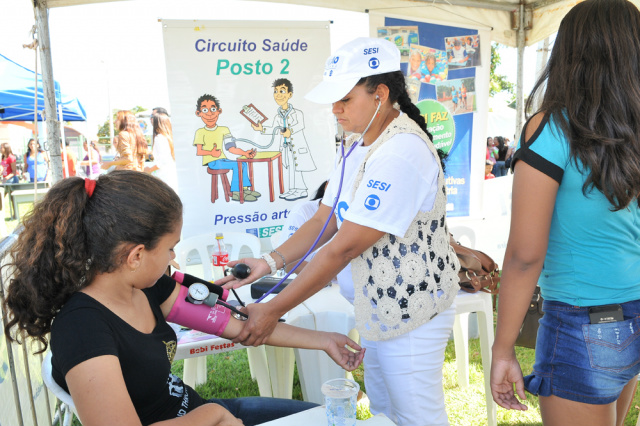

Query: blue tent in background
left=0, top=53, right=86, bottom=122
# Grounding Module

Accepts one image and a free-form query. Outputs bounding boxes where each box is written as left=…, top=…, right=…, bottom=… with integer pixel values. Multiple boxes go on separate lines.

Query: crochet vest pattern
left=349, top=113, right=460, bottom=341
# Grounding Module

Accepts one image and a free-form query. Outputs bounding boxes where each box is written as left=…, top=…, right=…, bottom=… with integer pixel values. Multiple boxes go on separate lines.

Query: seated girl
left=2, top=170, right=364, bottom=426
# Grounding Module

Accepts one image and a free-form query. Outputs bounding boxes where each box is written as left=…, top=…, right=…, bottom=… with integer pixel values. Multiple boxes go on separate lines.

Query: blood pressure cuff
left=166, top=285, right=231, bottom=337
left=172, top=271, right=229, bottom=301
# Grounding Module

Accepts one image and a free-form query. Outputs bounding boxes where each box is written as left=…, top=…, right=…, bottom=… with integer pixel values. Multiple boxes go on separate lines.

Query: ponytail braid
left=361, top=71, right=447, bottom=171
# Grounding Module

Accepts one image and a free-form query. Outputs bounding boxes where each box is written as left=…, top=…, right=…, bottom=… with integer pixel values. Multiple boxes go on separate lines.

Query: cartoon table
left=237, top=151, right=284, bottom=203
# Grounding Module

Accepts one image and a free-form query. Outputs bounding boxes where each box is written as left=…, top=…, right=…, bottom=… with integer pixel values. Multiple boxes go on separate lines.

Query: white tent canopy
left=44, top=0, right=578, bottom=47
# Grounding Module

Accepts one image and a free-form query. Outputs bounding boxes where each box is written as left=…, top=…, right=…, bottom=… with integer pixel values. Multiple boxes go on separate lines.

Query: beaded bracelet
left=261, top=253, right=277, bottom=275
left=270, top=250, right=286, bottom=272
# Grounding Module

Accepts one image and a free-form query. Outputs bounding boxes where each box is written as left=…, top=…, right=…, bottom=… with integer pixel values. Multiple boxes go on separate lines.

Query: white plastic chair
left=173, top=232, right=265, bottom=389
left=449, top=224, right=497, bottom=426
left=175, top=231, right=261, bottom=282
left=270, top=230, right=283, bottom=251
left=453, top=291, right=497, bottom=426
left=42, top=351, right=77, bottom=426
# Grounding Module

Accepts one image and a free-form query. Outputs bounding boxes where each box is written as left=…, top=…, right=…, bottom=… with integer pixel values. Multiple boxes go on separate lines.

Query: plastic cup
left=321, top=378, right=359, bottom=426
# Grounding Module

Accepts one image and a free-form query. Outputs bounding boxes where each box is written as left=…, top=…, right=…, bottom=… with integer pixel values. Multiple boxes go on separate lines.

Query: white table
left=257, top=406, right=397, bottom=425
left=174, top=285, right=311, bottom=399
left=288, top=285, right=357, bottom=404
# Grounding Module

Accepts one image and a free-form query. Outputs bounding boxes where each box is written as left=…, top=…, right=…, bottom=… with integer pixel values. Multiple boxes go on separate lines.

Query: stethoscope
left=253, top=97, right=383, bottom=303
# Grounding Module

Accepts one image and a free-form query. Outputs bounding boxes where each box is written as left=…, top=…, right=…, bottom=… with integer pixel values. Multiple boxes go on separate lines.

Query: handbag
left=515, top=286, right=544, bottom=349
left=449, top=235, right=500, bottom=294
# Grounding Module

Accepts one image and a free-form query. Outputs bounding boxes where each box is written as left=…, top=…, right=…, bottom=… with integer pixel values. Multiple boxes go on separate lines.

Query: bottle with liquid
left=212, top=233, right=229, bottom=276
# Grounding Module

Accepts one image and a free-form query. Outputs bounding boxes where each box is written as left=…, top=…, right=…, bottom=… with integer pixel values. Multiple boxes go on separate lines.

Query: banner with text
left=162, top=20, right=334, bottom=245
left=378, top=17, right=478, bottom=217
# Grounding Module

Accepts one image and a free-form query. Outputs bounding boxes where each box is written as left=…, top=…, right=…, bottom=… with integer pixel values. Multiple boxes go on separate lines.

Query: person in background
left=80, top=140, right=102, bottom=178
left=61, top=140, right=77, bottom=178
left=152, top=107, right=169, bottom=117
left=219, top=37, right=459, bottom=426
left=101, top=110, right=147, bottom=172
left=492, top=136, right=509, bottom=177
left=484, top=159, right=495, bottom=180
left=24, top=138, right=48, bottom=182
left=1, top=143, right=19, bottom=184
left=2, top=170, right=364, bottom=426
left=491, top=2, right=640, bottom=426
left=145, top=113, right=178, bottom=193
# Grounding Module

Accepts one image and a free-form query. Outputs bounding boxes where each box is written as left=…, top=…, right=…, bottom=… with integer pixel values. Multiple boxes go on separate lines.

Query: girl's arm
left=102, top=134, right=133, bottom=169
left=160, top=282, right=364, bottom=371
left=65, top=355, right=241, bottom=426
left=490, top=115, right=559, bottom=410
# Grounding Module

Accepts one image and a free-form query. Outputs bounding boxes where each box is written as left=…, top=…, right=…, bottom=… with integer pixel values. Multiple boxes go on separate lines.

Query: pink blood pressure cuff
left=166, top=285, right=231, bottom=336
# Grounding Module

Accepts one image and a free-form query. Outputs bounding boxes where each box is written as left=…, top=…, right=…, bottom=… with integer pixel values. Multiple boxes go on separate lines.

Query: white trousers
left=361, top=303, right=455, bottom=426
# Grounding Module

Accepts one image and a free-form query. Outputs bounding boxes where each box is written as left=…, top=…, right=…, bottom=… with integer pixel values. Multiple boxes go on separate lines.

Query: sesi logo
left=363, top=48, right=379, bottom=55
left=366, top=179, right=391, bottom=191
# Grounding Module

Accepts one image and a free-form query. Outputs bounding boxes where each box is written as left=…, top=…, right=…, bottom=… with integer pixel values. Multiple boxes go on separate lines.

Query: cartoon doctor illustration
left=252, top=78, right=316, bottom=201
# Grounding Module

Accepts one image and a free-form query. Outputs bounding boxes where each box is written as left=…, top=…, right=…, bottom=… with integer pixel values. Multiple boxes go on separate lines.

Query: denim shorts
left=524, top=299, right=640, bottom=404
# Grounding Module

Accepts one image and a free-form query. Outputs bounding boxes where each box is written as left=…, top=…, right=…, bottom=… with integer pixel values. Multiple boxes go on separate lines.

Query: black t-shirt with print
left=50, top=274, right=205, bottom=425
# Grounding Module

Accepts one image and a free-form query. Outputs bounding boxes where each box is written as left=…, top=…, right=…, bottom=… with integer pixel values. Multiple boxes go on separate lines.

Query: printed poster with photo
left=162, top=20, right=334, bottom=246
left=434, top=77, right=477, bottom=115
left=376, top=26, right=419, bottom=61
left=445, top=35, right=481, bottom=69
left=406, top=44, right=448, bottom=83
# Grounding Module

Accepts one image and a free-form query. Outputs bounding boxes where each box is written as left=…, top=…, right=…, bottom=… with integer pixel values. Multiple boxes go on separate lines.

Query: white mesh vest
left=348, top=113, right=460, bottom=341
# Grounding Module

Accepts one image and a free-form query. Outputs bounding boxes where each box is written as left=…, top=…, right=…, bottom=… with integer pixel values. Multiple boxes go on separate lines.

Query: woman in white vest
left=220, top=37, right=459, bottom=426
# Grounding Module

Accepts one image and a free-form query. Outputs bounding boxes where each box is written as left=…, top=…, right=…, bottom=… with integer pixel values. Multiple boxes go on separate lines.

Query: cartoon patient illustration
left=193, top=94, right=260, bottom=202
left=252, top=78, right=316, bottom=201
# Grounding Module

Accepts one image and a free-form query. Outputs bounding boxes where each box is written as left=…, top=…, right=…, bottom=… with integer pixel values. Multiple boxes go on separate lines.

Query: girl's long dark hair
left=3, top=171, right=182, bottom=351
left=526, top=0, right=640, bottom=210
left=359, top=71, right=447, bottom=171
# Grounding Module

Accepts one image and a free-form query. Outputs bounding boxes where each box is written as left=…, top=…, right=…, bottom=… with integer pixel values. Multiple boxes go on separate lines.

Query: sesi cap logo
left=368, top=57, right=380, bottom=69
left=326, top=56, right=340, bottom=71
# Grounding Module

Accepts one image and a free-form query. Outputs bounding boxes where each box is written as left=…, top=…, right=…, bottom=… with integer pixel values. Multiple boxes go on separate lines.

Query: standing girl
left=24, top=138, right=49, bottom=182
left=101, top=110, right=147, bottom=172
left=491, top=1, right=640, bottom=425
left=1, top=143, right=19, bottom=183
left=80, top=140, right=102, bottom=178
left=145, top=113, right=178, bottom=192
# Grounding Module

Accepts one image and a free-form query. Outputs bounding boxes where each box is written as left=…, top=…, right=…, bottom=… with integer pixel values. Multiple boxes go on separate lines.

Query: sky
left=1, top=0, right=541, bottom=138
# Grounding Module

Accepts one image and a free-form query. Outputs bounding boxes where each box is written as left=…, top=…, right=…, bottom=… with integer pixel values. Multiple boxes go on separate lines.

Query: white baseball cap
left=305, top=37, right=401, bottom=104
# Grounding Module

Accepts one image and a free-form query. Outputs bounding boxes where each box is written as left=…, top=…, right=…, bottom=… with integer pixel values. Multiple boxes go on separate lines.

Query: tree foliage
left=490, top=43, right=515, bottom=98
left=96, top=106, right=147, bottom=142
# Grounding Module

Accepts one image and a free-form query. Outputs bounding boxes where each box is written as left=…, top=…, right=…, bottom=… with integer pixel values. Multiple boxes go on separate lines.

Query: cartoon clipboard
left=240, top=103, right=268, bottom=126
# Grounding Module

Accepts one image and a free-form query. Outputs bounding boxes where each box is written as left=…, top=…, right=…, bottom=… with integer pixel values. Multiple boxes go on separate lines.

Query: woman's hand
left=322, top=332, right=365, bottom=372
left=218, top=257, right=271, bottom=289
left=232, top=302, right=281, bottom=347
left=490, top=346, right=528, bottom=411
